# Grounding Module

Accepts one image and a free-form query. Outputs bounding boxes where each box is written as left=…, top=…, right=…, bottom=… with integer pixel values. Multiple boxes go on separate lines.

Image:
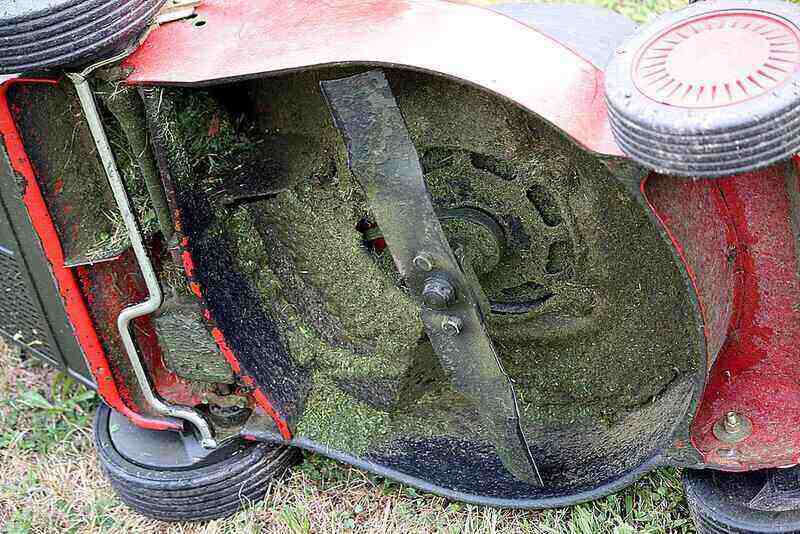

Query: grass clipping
left=167, top=68, right=700, bottom=458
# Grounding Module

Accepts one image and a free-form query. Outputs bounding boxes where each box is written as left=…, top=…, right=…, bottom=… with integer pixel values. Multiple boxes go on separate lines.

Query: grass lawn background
left=0, top=0, right=729, bottom=532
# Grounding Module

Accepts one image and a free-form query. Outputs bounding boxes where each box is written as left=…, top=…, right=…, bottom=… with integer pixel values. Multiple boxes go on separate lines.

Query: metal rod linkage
left=68, top=71, right=217, bottom=448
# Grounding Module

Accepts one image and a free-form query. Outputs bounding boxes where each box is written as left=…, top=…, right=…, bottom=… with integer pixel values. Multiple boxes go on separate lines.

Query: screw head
left=413, top=254, right=434, bottom=272
left=441, top=316, right=463, bottom=336
left=422, top=275, right=456, bottom=310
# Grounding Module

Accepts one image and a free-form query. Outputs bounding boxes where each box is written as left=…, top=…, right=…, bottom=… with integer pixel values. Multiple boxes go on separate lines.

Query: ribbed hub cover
left=605, top=0, right=800, bottom=178
left=634, top=11, right=800, bottom=108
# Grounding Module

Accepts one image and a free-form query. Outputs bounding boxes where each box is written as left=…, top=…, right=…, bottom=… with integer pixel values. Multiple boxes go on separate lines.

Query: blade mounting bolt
left=413, top=253, right=434, bottom=272
left=441, top=316, right=463, bottom=336
left=422, top=275, right=456, bottom=310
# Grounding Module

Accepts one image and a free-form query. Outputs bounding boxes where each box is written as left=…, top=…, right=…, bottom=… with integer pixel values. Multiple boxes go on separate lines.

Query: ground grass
left=0, top=1, right=707, bottom=532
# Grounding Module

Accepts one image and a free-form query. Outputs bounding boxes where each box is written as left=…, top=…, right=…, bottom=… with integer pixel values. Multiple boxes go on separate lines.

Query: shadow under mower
left=2, top=0, right=800, bottom=531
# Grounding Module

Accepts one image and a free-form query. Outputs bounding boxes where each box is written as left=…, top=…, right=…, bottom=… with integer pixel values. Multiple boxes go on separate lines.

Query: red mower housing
left=3, top=0, right=800, bottom=529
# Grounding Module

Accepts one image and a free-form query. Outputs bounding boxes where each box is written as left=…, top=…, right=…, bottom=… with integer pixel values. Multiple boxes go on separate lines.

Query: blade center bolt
left=422, top=274, right=456, bottom=310
left=441, top=316, right=463, bottom=336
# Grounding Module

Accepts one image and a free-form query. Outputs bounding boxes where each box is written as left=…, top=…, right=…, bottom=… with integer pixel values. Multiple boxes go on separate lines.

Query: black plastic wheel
left=605, top=0, right=800, bottom=178
left=684, top=468, right=800, bottom=533
left=0, top=0, right=167, bottom=75
left=93, top=403, right=300, bottom=522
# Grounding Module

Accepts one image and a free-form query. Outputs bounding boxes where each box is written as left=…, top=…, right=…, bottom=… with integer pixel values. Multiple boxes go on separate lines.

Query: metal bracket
left=156, top=0, right=202, bottom=24
left=321, top=70, right=542, bottom=485
left=67, top=68, right=216, bottom=448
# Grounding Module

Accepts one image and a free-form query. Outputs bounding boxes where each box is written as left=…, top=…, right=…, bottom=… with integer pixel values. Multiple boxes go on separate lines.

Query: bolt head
left=713, top=411, right=752, bottom=443
left=724, top=411, right=741, bottom=430
left=413, top=254, right=434, bottom=272
left=441, top=316, right=463, bottom=336
left=422, top=276, right=456, bottom=310
left=208, top=404, right=252, bottom=427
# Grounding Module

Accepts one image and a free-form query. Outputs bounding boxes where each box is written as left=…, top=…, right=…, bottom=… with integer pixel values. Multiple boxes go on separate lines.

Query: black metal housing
left=0, top=143, right=93, bottom=386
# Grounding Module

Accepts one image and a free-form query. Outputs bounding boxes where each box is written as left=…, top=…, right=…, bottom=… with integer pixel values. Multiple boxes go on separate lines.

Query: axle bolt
left=724, top=412, right=742, bottom=432
left=413, top=253, right=434, bottom=272
left=208, top=404, right=252, bottom=427
left=422, top=275, right=456, bottom=310
left=442, top=316, right=463, bottom=336
left=713, top=411, right=752, bottom=443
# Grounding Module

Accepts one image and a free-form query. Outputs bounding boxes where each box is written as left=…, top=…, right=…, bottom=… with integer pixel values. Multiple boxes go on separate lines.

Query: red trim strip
left=0, top=77, right=179, bottom=431
left=179, top=225, right=292, bottom=440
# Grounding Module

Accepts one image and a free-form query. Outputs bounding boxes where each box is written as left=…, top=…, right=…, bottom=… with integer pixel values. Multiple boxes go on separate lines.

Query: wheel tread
left=93, top=403, right=300, bottom=522
left=0, top=0, right=166, bottom=74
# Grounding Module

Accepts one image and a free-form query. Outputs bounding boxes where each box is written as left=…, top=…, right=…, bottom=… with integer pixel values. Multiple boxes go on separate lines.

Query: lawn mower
left=2, top=0, right=800, bottom=531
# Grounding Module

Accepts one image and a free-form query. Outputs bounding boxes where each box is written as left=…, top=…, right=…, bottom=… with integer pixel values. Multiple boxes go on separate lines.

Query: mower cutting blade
left=321, top=70, right=543, bottom=486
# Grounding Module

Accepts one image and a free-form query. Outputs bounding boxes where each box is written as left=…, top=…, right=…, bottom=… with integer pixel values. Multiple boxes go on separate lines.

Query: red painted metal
left=648, top=164, right=800, bottom=470
left=77, top=249, right=205, bottom=409
left=123, top=0, right=621, bottom=157
left=0, top=77, right=179, bottom=431
left=692, top=164, right=800, bottom=470
left=644, top=174, right=737, bottom=367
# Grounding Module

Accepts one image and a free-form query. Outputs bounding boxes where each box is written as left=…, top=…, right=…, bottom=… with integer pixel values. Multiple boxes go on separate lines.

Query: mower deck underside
left=120, top=69, right=706, bottom=503
left=7, top=61, right=800, bottom=506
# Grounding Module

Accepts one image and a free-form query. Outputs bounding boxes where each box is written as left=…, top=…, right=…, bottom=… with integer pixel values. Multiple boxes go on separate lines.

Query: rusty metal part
left=321, top=69, right=542, bottom=485
left=713, top=411, right=752, bottom=444
left=67, top=69, right=216, bottom=448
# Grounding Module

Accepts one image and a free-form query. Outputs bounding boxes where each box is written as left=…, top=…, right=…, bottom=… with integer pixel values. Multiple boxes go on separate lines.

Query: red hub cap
left=633, top=11, right=800, bottom=108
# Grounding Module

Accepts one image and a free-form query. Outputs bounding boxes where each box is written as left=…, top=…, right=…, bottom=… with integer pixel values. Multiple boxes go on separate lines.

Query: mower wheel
left=93, top=403, right=300, bottom=522
left=684, top=468, right=800, bottom=533
left=0, top=0, right=166, bottom=75
left=605, top=0, right=800, bottom=177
